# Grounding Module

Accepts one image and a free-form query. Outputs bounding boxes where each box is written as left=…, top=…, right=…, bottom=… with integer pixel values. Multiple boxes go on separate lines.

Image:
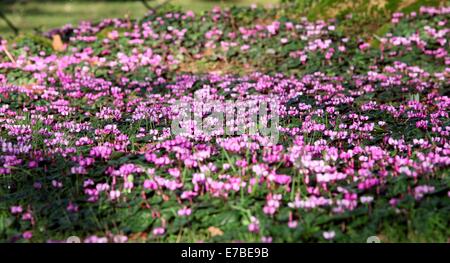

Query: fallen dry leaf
left=23, top=84, right=44, bottom=95
left=162, top=194, right=170, bottom=201
left=52, top=34, right=66, bottom=52
left=207, top=226, right=224, bottom=237
left=129, top=232, right=148, bottom=242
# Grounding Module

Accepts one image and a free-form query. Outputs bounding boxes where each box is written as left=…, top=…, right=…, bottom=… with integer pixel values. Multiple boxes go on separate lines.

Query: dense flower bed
left=0, top=5, right=449, bottom=242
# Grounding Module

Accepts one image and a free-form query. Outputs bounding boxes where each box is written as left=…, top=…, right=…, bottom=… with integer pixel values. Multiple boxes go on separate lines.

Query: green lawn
left=0, top=0, right=279, bottom=36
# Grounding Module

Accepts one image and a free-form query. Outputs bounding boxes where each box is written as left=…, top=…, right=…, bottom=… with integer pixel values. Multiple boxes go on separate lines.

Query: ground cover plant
left=0, top=2, right=449, bottom=243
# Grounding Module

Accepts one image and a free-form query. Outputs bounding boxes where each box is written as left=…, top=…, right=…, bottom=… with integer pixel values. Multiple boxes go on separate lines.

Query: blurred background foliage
left=0, top=0, right=448, bottom=37
left=0, top=0, right=278, bottom=36
left=281, top=0, right=447, bottom=39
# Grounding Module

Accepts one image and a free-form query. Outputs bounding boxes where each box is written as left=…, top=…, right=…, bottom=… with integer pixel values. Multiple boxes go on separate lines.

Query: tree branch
left=0, top=10, right=19, bottom=35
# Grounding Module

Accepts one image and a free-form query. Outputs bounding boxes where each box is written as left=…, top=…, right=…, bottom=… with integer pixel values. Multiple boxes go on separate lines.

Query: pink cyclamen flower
left=240, top=45, right=250, bottom=52
left=222, top=163, right=231, bottom=171
left=52, top=180, right=63, bottom=188
left=143, top=179, right=158, bottom=190
left=22, top=231, right=33, bottom=239
left=113, top=235, right=128, bottom=243
left=153, top=227, right=165, bottom=236
left=323, top=231, right=336, bottom=240
left=22, top=212, right=32, bottom=221
left=248, top=216, right=260, bottom=233
left=389, top=198, right=398, bottom=207
left=168, top=168, right=181, bottom=178
left=33, top=182, right=42, bottom=189
left=288, top=220, right=298, bottom=229
left=359, top=43, right=370, bottom=51
left=84, top=235, right=108, bottom=243
left=109, top=190, right=121, bottom=200
left=261, top=236, right=272, bottom=243
left=177, top=207, right=192, bottom=216
left=10, top=206, right=23, bottom=214
left=67, top=202, right=79, bottom=213
left=360, top=196, right=374, bottom=204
